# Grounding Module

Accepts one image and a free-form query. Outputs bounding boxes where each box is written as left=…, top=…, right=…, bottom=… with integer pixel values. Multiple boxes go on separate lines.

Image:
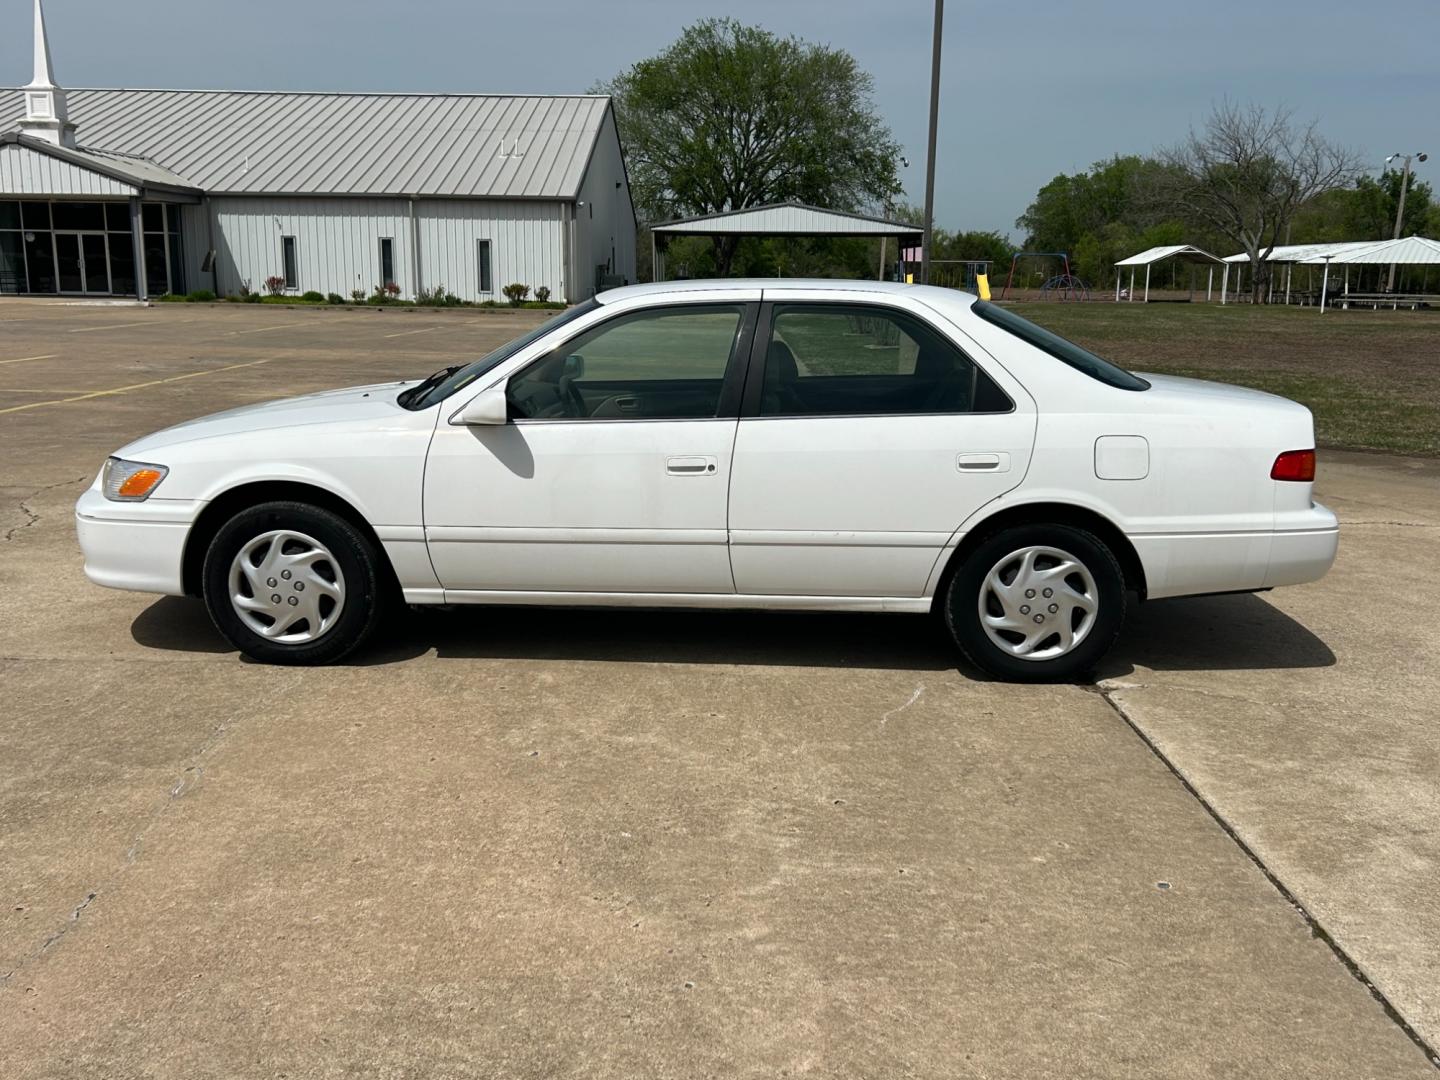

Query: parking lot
left=2, top=300, right=1438, bottom=1077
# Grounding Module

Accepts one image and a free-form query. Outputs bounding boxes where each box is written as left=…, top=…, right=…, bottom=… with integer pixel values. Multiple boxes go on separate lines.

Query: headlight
left=102, top=457, right=169, bottom=501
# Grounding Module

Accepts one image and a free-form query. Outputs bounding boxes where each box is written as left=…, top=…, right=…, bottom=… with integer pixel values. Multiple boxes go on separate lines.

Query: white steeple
left=20, top=0, right=77, bottom=148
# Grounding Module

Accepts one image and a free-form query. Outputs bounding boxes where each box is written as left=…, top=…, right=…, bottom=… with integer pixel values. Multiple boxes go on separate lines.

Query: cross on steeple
left=20, top=0, right=77, bottom=148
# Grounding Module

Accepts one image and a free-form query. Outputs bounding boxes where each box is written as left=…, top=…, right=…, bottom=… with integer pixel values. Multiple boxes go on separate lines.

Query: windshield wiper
left=399, top=364, right=462, bottom=410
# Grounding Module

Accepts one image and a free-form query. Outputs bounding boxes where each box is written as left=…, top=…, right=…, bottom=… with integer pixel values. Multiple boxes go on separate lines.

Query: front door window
left=507, top=304, right=745, bottom=421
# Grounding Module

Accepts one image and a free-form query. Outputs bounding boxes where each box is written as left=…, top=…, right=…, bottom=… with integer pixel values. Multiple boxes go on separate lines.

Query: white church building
left=0, top=1, right=636, bottom=302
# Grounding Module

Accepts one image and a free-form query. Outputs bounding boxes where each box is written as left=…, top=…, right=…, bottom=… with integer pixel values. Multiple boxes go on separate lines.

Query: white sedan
left=76, top=280, right=1338, bottom=681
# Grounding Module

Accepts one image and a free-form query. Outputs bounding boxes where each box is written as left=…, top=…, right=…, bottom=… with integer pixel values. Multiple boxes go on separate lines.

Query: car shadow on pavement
left=1099, top=591, right=1336, bottom=678
left=131, top=590, right=1334, bottom=676
left=130, top=596, right=235, bottom=654
left=408, top=606, right=961, bottom=670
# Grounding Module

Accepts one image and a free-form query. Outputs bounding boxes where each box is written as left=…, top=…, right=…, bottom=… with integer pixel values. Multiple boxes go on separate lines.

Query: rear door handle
left=958, top=452, right=1010, bottom=473
left=666, top=455, right=718, bottom=476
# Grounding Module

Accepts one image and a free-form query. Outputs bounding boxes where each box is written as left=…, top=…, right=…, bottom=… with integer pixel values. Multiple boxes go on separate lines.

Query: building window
left=281, top=236, right=298, bottom=290
left=477, top=239, right=492, bottom=293
left=379, top=237, right=395, bottom=290
left=142, top=202, right=170, bottom=296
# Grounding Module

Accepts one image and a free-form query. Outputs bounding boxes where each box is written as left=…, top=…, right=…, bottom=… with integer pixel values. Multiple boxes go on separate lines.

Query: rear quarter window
left=971, top=300, right=1150, bottom=391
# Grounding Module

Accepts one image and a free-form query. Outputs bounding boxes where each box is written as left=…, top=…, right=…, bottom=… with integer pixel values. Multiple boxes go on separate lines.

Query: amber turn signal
left=118, top=468, right=165, bottom=498
left=102, top=457, right=170, bottom=501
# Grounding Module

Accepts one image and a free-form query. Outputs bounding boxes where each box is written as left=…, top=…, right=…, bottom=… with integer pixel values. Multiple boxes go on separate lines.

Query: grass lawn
left=1010, top=302, right=1440, bottom=456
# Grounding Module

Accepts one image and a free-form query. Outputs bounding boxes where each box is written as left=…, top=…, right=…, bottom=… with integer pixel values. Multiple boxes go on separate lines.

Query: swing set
left=999, top=252, right=1091, bottom=301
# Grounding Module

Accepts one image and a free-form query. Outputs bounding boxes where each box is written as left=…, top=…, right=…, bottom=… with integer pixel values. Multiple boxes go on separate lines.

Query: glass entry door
left=54, top=231, right=111, bottom=294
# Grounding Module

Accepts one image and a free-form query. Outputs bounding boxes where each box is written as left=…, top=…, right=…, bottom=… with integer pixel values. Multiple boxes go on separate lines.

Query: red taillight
left=1271, top=449, right=1316, bottom=482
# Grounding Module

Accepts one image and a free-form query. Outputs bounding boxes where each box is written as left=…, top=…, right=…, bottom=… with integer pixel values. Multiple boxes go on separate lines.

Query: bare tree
left=1162, top=103, right=1360, bottom=302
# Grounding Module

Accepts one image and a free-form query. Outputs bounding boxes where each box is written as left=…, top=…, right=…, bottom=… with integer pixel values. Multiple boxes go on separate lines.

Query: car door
left=727, top=291, right=1037, bottom=598
left=424, top=293, right=758, bottom=595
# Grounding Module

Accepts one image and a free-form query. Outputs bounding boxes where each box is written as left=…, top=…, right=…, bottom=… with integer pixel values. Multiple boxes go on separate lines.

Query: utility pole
left=1386, top=151, right=1427, bottom=292
left=921, top=0, right=943, bottom=285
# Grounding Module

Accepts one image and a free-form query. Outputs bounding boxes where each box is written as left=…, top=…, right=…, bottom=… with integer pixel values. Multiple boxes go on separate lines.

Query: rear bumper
left=1263, top=509, right=1340, bottom=588
left=75, top=488, right=200, bottom=596
left=1133, top=501, right=1338, bottom=599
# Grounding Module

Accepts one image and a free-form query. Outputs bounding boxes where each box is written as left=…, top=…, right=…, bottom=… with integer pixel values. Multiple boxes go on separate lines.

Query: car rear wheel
left=944, top=523, right=1125, bottom=682
left=202, top=501, right=386, bottom=665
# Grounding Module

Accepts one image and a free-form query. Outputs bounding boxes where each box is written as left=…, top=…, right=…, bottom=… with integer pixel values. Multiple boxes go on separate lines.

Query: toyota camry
left=76, top=280, right=1338, bottom=680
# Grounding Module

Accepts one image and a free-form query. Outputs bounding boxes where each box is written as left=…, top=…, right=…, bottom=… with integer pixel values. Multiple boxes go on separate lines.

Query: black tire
left=202, top=500, right=388, bottom=665
left=943, top=523, right=1126, bottom=683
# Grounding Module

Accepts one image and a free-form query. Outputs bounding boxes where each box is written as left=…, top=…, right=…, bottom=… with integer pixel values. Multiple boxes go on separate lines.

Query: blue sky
left=5, top=0, right=1436, bottom=237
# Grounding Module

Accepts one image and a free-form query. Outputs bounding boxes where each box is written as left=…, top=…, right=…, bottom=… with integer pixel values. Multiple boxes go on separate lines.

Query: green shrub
left=502, top=283, right=530, bottom=307
left=187, top=289, right=216, bottom=303
left=327, top=292, right=345, bottom=305
left=301, top=290, right=326, bottom=303
left=533, top=286, right=551, bottom=303
left=521, top=300, right=566, bottom=310
left=155, top=293, right=185, bottom=302
left=243, top=292, right=261, bottom=303
left=350, top=288, right=367, bottom=303
left=416, top=284, right=464, bottom=306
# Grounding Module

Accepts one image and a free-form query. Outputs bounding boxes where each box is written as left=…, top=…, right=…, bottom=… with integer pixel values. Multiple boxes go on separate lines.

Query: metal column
left=128, top=196, right=147, bottom=302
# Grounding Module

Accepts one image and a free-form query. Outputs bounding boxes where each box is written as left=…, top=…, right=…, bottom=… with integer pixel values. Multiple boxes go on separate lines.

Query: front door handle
left=958, top=452, right=1010, bottom=473
left=666, top=455, right=718, bottom=476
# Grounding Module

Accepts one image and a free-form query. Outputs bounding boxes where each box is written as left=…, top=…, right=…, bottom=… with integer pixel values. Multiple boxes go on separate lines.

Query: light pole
left=921, top=0, right=943, bottom=285
left=1385, top=151, right=1427, bottom=292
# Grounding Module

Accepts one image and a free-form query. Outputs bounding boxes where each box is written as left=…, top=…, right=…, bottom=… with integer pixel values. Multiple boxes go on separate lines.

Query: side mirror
left=454, top=383, right=509, bottom=425
left=562, top=353, right=585, bottom=379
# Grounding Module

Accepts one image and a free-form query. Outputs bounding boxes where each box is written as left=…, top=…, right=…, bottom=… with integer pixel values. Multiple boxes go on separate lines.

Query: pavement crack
left=3, top=475, right=88, bottom=543
left=1343, top=520, right=1438, bottom=529
left=1099, top=678, right=1281, bottom=713
left=880, top=685, right=925, bottom=727
left=1093, top=683, right=1440, bottom=1072
left=0, top=700, right=250, bottom=991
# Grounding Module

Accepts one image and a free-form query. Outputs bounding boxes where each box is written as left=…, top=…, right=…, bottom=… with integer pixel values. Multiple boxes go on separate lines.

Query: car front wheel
left=944, top=523, right=1126, bottom=682
left=202, top=500, right=386, bottom=664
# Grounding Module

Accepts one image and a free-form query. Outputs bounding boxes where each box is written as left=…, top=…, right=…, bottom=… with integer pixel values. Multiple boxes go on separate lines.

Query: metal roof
left=1221, top=241, right=1386, bottom=264
left=1114, top=244, right=1222, bottom=267
left=0, top=89, right=612, bottom=198
left=652, top=202, right=922, bottom=237
left=1294, top=236, right=1440, bottom=265
left=1, top=131, right=199, bottom=191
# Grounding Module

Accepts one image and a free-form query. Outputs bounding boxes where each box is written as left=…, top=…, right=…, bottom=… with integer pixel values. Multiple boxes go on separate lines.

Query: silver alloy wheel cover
left=977, top=544, right=1099, bottom=661
left=228, top=529, right=346, bottom=645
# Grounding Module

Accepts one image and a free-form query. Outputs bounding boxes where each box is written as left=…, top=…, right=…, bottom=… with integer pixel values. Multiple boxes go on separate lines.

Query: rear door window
left=755, top=304, right=1011, bottom=417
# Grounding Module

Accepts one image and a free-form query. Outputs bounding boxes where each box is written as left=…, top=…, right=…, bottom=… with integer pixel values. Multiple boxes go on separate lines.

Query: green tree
left=1346, top=170, right=1433, bottom=239
left=1016, top=156, right=1193, bottom=286
left=599, top=19, right=902, bottom=276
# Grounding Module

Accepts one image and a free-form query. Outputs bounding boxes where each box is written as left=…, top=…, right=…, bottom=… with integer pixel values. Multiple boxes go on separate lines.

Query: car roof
left=595, top=278, right=978, bottom=307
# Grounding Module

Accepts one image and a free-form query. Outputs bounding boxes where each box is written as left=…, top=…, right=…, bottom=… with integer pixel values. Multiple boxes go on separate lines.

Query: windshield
left=971, top=300, right=1150, bottom=391
left=402, top=298, right=601, bottom=410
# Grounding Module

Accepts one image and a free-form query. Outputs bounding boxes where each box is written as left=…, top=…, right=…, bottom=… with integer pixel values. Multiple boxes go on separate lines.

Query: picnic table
left=1337, top=293, right=1438, bottom=311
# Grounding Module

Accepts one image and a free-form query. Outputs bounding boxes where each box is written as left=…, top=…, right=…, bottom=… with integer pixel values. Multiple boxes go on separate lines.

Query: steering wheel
left=557, top=375, right=587, bottom=418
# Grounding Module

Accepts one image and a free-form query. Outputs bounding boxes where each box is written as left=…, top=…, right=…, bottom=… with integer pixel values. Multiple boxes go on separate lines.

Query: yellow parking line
left=0, top=355, right=283, bottom=415
left=0, top=353, right=57, bottom=366
left=68, top=320, right=153, bottom=334
left=383, top=325, right=444, bottom=339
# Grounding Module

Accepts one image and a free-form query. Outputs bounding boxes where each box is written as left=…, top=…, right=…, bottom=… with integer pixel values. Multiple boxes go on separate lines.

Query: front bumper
left=75, top=487, right=202, bottom=596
